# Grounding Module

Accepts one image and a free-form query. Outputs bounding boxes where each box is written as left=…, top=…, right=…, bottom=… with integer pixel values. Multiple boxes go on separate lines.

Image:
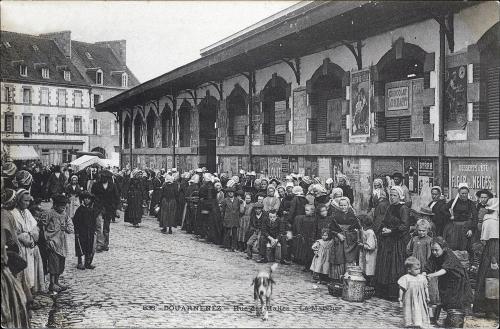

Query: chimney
left=95, top=40, right=126, bottom=65
left=39, top=31, right=72, bottom=58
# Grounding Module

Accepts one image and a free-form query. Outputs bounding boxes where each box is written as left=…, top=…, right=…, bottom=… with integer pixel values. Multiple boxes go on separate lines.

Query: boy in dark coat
left=259, top=210, right=282, bottom=263
left=72, top=191, right=99, bottom=270
left=221, top=187, right=243, bottom=251
left=246, top=202, right=267, bottom=260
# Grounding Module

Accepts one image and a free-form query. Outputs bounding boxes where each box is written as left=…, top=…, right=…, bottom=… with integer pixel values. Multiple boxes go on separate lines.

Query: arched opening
left=262, top=75, right=289, bottom=145
left=307, top=61, right=345, bottom=143
left=146, top=110, right=157, bottom=148
left=376, top=41, right=426, bottom=142
left=478, top=22, right=500, bottom=140
left=227, top=85, right=248, bottom=146
left=161, top=105, right=173, bottom=147
left=178, top=100, right=191, bottom=147
left=91, top=147, right=106, bottom=158
left=198, top=95, right=217, bottom=172
left=123, top=115, right=131, bottom=149
left=134, top=112, right=143, bottom=148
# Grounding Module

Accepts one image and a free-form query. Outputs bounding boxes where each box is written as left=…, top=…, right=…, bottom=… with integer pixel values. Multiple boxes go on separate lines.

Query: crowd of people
left=1, top=154, right=498, bottom=328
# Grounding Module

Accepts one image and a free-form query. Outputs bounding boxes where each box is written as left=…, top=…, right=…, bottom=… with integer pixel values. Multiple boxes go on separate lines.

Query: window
left=40, top=88, right=49, bottom=105
left=93, top=94, right=101, bottom=106
left=85, top=52, right=93, bottom=60
left=61, top=116, right=66, bottom=133
left=121, top=73, right=128, bottom=87
left=20, top=65, right=28, bottom=77
left=64, top=70, right=71, bottom=81
left=114, top=120, right=119, bottom=136
left=92, top=119, right=98, bottom=135
left=96, top=70, right=103, bottom=85
left=39, top=115, right=50, bottom=133
left=4, top=113, right=14, bottom=132
left=57, top=89, right=66, bottom=106
left=62, top=149, right=72, bottom=163
left=4, top=86, right=13, bottom=102
left=74, top=117, right=82, bottom=134
left=23, top=115, right=32, bottom=133
left=32, top=44, right=39, bottom=51
left=42, top=68, right=50, bottom=79
left=74, top=91, right=82, bottom=108
left=23, top=88, right=31, bottom=104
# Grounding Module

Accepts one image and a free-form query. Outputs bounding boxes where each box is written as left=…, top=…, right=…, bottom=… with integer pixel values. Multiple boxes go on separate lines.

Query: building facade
left=0, top=30, right=139, bottom=166
left=97, top=1, right=499, bottom=212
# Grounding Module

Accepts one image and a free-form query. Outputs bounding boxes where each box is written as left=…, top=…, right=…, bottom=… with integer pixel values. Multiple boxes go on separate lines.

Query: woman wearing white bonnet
left=473, top=197, right=499, bottom=316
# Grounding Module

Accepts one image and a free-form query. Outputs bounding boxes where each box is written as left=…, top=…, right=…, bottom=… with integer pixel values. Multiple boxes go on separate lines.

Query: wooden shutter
left=385, top=116, right=411, bottom=141
left=486, top=66, right=499, bottom=139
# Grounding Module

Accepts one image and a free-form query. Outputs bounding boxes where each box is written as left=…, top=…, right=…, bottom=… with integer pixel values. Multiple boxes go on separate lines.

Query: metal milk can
left=342, top=266, right=366, bottom=302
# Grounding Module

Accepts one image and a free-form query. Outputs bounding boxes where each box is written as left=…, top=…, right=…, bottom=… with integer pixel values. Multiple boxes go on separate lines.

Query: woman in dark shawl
left=375, top=186, right=410, bottom=299
left=159, top=174, right=178, bottom=234
left=328, top=196, right=360, bottom=283
left=423, top=237, right=473, bottom=320
left=124, top=169, right=145, bottom=227
left=428, top=186, right=449, bottom=237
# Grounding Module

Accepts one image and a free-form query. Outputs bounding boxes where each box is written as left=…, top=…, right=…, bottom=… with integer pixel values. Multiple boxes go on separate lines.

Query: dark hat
left=236, top=189, right=245, bottom=196
left=52, top=194, right=68, bottom=206
left=475, top=189, right=493, bottom=199
left=225, top=187, right=236, bottom=193
left=79, top=190, right=95, bottom=201
left=392, top=172, right=403, bottom=179
left=253, top=202, right=264, bottom=209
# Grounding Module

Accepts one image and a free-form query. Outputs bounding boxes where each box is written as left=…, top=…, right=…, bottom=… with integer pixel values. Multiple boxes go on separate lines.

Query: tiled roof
left=71, top=40, right=139, bottom=88
left=0, top=31, right=88, bottom=86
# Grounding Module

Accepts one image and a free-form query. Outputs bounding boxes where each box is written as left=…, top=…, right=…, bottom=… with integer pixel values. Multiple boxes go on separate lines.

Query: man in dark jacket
left=91, top=174, right=119, bottom=252
left=45, top=165, right=66, bottom=199
left=221, top=187, right=241, bottom=251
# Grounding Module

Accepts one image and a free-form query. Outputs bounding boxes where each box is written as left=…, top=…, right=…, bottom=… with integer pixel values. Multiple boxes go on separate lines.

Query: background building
left=1, top=30, right=139, bottom=166
left=97, top=1, right=499, bottom=212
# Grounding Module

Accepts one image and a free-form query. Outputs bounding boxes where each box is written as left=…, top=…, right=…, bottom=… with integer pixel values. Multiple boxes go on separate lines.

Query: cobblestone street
left=30, top=210, right=407, bottom=328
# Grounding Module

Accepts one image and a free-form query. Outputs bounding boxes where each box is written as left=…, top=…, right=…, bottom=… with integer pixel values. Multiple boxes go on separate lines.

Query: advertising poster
left=317, top=157, right=331, bottom=184
left=289, top=156, right=299, bottom=174
left=418, top=158, right=434, bottom=195
left=268, top=156, right=282, bottom=178
left=293, top=89, right=307, bottom=144
left=350, top=69, right=371, bottom=138
left=449, top=158, right=498, bottom=200
left=444, top=65, right=467, bottom=131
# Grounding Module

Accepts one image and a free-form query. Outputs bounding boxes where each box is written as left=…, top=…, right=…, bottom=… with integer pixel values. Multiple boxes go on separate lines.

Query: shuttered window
left=486, top=66, right=499, bottom=139
left=385, top=116, right=411, bottom=141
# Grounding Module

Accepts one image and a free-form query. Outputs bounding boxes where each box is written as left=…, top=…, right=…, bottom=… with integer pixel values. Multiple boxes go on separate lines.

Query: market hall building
left=97, top=1, right=499, bottom=211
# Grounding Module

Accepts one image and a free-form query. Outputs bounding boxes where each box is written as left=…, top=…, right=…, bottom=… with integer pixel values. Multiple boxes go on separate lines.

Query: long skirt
left=375, top=233, right=409, bottom=298
left=473, top=238, right=499, bottom=314
left=124, top=199, right=143, bottom=225
left=1, top=267, right=29, bottom=329
left=237, top=215, right=251, bottom=243
left=19, top=245, right=45, bottom=293
left=159, top=198, right=177, bottom=228
left=443, top=221, right=470, bottom=251
left=329, top=261, right=356, bottom=280
left=66, top=195, right=80, bottom=220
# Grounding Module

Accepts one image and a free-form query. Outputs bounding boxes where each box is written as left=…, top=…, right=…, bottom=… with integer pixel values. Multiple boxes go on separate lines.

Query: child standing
left=398, top=257, right=430, bottom=328
left=310, top=228, right=334, bottom=284
left=72, top=191, right=99, bottom=270
left=406, top=219, right=433, bottom=269
left=358, top=214, right=377, bottom=286
left=237, top=193, right=253, bottom=252
left=41, top=194, right=74, bottom=293
left=294, top=204, right=317, bottom=271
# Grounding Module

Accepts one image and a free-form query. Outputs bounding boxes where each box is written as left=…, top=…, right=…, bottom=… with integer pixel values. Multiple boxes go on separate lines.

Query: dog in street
left=252, top=263, right=278, bottom=321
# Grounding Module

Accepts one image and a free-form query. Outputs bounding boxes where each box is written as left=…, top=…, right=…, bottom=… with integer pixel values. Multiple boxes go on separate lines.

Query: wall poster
left=350, top=69, right=371, bottom=138
left=444, top=65, right=467, bottom=131
left=449, top=158, right=498, bottom=200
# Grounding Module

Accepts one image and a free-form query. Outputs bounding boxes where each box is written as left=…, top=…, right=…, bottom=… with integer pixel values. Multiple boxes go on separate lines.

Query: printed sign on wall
left=449, top=158, right=498, bottom=200
left=350, top=69, right=371, bottom=138
left=444, top=65, right=468, bottom=131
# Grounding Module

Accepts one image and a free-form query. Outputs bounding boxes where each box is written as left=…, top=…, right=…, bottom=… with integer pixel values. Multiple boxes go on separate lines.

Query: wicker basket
left=364, top=286, right=375, bottom=300
left=328, top=283, right=343, bottom=297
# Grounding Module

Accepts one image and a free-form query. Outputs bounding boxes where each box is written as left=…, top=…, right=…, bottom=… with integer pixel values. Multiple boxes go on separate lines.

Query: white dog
left=252, top=263, right=278, bottom=321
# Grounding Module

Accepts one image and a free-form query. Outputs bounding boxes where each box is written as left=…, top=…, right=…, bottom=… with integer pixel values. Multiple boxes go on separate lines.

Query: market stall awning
left=70, top=155, right=99, bottom=172
left=8, top=145, right=40, bottom=161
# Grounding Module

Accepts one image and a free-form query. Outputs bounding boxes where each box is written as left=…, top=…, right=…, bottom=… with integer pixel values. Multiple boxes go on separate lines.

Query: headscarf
left=14, top=170, right=33, bottom=188
left=312, top=183, right=327, bottom=196
left=131, top=169, right=140, bottom=178
left=336, top=173, right=349, bottom=185
left=1, top=188, right=16, bottom=207
left=390, top=186, right=405, bottom=204
left=203, top=173, right=214, bottom=183
left=2, top=161, right=17, bottom=177
left=325, top=178, right=334, bottom=185
left=431, top=186, right=442, bottom=195
left=378, top=189, right=388, bottom=200
left=214, top=182, right=222, bottom=190
left=226, top=179, right=236, bottom=188
left=302, top=176, right=313, bottom=185
left=372, top=178, right=384, bottom=199
left=70, top=175, right=78, bottom=183
left=164, top=175, right=174, bottom=184
left=292, top=186, right=304, bottom=196
left=285, top=181, right=294, bottom=189
left=189, top=174, right=200, bottom=184
left=481, top=198, right=499, bottom=240
left=231, top=176, right=239, bottom=184
left=450, top=182, right=470, bottom=215
left=16, top=188, right=32, bottom=205
left=330, top=187, right=343, bottom=199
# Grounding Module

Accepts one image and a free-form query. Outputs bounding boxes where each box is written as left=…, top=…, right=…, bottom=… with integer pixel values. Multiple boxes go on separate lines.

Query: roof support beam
left=341, top=40, right=363, bottom=70
left=207, top=81, right=224, bottom=100
left=281, top=57, right=301, bottom=85
left=433, top=14, right=454, bottom=53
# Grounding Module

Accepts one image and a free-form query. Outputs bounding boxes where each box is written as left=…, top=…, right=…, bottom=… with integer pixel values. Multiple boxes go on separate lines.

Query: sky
left=1, top=1, right=297, bottom=83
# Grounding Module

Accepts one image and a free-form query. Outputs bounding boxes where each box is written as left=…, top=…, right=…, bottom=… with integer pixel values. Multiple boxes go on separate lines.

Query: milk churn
left=342, top=266, right=366, bottom=302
